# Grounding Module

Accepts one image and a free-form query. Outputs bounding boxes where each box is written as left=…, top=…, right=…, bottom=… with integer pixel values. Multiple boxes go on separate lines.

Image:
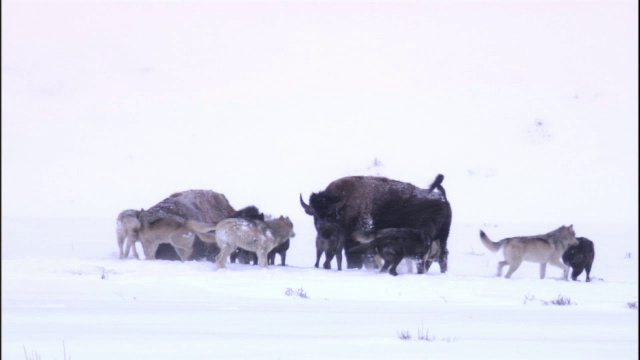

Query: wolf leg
left=118, top=234, right=126, bottom=259
left=497, top=260, right=509, bottom=277
left=323, top=249, right=336, bottom=270
left=388, top=255, right=403, bottom=276
left=215, top=245, right=234, bottom=269
left=314, top=249, right=323, bottom=268
left=504, top=258, right=522, bottom=279
left=127, top=237, right=140, bottom=259
left=143, top=241, right=159, bottom=260
left=549, top=258, right=570, bottom=280
left=256, top=249, right=269, bottom=268
left=584, top=262, right=592, bottom=282
left=539, top=263, right=547, bottom=279
left=335, top=249, right=342, bottom=271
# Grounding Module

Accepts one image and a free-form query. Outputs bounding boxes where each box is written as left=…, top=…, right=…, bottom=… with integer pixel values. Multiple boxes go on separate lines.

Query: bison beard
left=301, top=174, right=452, bottom=271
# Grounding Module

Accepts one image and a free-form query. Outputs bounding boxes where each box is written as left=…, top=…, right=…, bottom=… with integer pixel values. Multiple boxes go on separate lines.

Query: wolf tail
left=348, top=242, right=372, bottom=253
left=186, top=219, right=218, bottom=234
left=352, top=230, right=376, bottom=243
left=479, top=230, right=503, bottom=253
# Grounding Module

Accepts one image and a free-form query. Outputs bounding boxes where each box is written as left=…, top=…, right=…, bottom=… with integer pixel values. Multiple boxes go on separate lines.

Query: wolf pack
left=117, top=174, right=595, bottom=282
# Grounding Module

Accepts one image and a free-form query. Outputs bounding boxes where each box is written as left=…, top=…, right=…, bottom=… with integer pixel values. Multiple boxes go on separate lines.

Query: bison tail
left=352, top=230, right=376, bottom=243
left=479, top=230, right=502, bottom=253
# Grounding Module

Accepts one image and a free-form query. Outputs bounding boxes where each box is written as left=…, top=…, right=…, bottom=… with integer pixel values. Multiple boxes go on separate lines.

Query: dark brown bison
left=300, top=174, right=452, bottom=271
left=562, top=237, right=595, bottom=282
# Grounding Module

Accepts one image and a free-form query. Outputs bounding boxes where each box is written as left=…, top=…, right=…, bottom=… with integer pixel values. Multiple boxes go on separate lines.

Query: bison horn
left=299, top=194, right=315, bottom=215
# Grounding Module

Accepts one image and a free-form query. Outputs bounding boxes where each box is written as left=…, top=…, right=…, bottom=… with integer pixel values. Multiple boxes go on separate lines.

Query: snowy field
left=2, top=0, right=638, bottom=359
left=2, top=218, right=638, bottom=359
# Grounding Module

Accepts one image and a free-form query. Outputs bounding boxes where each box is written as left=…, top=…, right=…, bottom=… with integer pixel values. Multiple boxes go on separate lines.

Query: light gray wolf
left=479, top=225, right=579, bottom=280
left=562, top=237, right=595, bottom=282
left=229, top=239, right=291, bottom=266
left=351, top=228, right=433, bottom=276
left=138, top=211, right=217, bottom=261
left=116, top=209, right=142, bottom=259
left=191, top=216, right=295, bottom=269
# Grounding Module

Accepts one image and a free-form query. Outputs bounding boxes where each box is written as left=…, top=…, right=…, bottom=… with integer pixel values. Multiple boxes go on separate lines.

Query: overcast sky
left=2, top=0, right=637, bottom=225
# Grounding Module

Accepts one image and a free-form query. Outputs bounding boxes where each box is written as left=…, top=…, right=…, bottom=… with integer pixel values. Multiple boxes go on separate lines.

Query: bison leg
left=335, top=249, right=343, bottom=271
left=278, top=251, right=286, bottom=266
left=344, top=247, right=365, bottom=270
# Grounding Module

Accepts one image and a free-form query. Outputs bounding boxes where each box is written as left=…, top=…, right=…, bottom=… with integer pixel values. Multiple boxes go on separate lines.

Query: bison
left=300, top=174, right=452, bottom=271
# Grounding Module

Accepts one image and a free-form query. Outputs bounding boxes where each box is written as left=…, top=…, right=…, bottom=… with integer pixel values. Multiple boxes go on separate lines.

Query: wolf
left=479, top=225, right=579, bottom=280
left=351, top=228, right=433, bottom=276
left=229, top=238, right=291, bottom=266
left=116, top=209, right=142, bottom=259
left=314, top=222, right=346, bottom=270
left=562, top=237, right=595, bottom=282
left=138, top=211, right=217, bottom=261
left=191, top=216, right=295, bottom=269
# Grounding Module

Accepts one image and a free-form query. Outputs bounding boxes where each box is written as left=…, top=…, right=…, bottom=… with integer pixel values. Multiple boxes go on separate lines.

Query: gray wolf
left=350, top=228, right=433, bottom=276
left=137, top=211, right=217, bottom=261
left=562, top=237, right=595, bottom=282
left=479, top=225, right=579, bottom=280
left=116, top=209, right=142, bottom=259
left=193, top=216, right=295, bottom=269
left=143, top=190, right=236, bottom=260
left=300, top=174, right=451, bottom=271
left=229, top=238, right=291, bottom=266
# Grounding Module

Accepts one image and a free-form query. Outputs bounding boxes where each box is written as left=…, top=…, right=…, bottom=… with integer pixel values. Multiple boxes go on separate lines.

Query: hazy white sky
left=2, top=0, right=638, bottom=225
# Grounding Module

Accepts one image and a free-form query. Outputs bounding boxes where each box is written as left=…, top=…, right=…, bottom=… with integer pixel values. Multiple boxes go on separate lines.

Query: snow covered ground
left=2, top=218, right=638, bottom=359
left=2, top=1, right=638, bottom=359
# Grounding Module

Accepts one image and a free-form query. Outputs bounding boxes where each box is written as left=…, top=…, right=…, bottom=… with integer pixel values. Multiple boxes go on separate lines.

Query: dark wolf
left=229, top=239, right=290, bottom=266
left=314, top=222, right=347, bottom=270
left=301, top=174, right=451, bottom=271
left=562, top=237, right=595, bottom=282
left=480, top=225, right=579, bottom=280
left=351, top=228, right=433, bottom=276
